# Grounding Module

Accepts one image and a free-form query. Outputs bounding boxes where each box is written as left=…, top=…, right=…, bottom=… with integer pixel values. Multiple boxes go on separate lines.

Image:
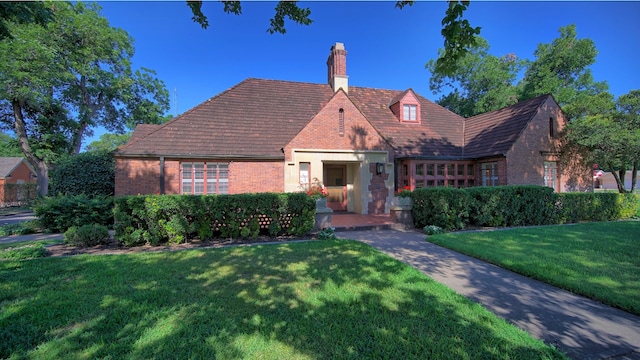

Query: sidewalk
left=336, top=229, right=640, bottom=360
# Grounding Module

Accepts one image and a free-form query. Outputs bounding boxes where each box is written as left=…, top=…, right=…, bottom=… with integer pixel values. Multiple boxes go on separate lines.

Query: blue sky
left=87, top=1, right=640, bottom=146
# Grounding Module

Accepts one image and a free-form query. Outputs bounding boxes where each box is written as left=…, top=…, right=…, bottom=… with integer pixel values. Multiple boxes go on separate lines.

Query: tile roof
left=464, top=94, right=552, bottom=158
left=117, top=79, right=334, bottom=158
left=348, top=87, right=465, bottom=157
left=116, top=78, right=551, bottom=161
left=0, top=157, right=28, bottom=178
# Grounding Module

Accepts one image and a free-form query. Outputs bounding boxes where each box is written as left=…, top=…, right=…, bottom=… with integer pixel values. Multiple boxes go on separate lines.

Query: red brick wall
left=5, top=162, right=36, bottom=184
left=115, top=157, right=284, bottom=196
left=368, top=163, right=389, bottom=214
left=228, top=161, right=283, bottom=193
left=506, top=97, right=565, bottom=189
left=115, top=158, right=161, bottom=196
left=285, top=91, right=392, bottom=160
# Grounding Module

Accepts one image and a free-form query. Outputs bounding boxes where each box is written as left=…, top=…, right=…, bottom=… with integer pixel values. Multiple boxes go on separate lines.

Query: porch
left=331, top=212, right=411, bottom=232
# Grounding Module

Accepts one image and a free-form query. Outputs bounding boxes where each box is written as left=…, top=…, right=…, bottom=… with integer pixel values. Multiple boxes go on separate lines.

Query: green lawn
left=0, top=240, right=565, bottom=359
left=426, top=221, right=640, bottom=316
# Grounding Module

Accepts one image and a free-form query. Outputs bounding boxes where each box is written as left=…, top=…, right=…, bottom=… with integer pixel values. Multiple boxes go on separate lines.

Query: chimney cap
left=332, top=42, right=345, bottom=50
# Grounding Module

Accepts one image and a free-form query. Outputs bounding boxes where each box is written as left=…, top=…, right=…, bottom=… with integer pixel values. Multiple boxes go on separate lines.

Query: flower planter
left=392, top=196, right=413, bottom=207
left=315, top=197, right=327, bottom=209
left=391, top=196, right=413, bottom=229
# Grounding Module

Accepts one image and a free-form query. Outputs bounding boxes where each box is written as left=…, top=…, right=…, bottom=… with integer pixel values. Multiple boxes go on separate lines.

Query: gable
left=464, top=95, right=553, bottom=158
left=285, top=90, right=389, bottom=156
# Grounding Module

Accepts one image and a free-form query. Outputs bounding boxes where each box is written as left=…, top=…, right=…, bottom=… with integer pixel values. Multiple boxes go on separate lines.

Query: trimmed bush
left=33, top=194, right=114, bottom=233
left=557, top=192, right=639, bottom=223
left=114, top=192, right=316, bottom=247
left=410, top=186, right=638, bottom=231
left=49, top=150, right=114, bottom=197
left=64, top=224, right=111, bottom=247
left=411, top=188, right=470, bottom=231
left=466, top=186, right=558, bottom=227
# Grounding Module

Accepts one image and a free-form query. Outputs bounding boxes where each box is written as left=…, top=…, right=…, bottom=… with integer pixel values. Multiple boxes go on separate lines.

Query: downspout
left=159, top=156, right=165, bottom=194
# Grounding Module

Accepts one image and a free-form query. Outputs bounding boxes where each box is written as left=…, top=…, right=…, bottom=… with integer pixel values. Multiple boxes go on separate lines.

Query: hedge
left=114, top=192, right=316, bottom=247
left=409, top=186, right=639, bottom=230
left=33, top=194, right=114, bottom=233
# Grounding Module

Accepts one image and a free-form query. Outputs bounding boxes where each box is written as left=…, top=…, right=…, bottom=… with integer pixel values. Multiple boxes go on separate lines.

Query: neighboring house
left=115, top=43, right=590, bottom=214
left=595, top=171, right=640, bottom=192
left=0, top=157, right=37, bottom=204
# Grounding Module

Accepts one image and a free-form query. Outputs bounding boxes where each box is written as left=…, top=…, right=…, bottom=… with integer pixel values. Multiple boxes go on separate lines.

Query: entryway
left=324, top=164, right=347, bottom=211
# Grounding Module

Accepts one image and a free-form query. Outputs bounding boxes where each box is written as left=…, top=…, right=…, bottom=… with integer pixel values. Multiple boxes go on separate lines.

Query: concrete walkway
left=336, top=229, right=640, bottom=360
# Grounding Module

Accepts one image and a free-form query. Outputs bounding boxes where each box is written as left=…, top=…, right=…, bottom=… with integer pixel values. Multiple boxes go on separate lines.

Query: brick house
left=0, top=157, right=37, bottom=204
left=114, top=42, right=589, bottom=214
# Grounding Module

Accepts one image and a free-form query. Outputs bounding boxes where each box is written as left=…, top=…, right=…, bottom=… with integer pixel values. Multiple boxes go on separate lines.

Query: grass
left=0, top=240, right=565, bottom=359
left=426, top=221, right=640, bottom=316
left=0, top=239, right=62, bottom=251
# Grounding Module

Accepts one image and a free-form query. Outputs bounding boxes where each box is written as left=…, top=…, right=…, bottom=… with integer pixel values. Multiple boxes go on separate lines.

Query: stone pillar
left=314, top=198, right=333, bottom=230
left=390, top=197, right=414, bottom=229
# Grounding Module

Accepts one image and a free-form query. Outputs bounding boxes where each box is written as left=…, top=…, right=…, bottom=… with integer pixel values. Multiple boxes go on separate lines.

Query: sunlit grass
left=427, top=221, right=640, bottom=315
left=0, top=240, right=566, bottom=359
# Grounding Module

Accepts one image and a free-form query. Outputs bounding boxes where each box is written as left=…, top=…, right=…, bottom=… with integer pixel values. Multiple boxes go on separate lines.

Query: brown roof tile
left=464, top=94, right=552, bottom=158
left=116, top=79, right=334, bottom=158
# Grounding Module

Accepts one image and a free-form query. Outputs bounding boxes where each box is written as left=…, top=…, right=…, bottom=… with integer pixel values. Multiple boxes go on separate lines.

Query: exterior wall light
left=376, top=163, right=384, bottom=175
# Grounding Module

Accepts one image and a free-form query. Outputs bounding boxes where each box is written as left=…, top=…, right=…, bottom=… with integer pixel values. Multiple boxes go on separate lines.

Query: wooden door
left=325, top=165, right=347, bottom=211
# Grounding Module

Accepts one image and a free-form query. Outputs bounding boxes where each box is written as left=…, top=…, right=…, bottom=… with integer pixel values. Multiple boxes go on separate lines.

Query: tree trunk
left=609, top=163, right=628, bottom=193
left=631, top=161, right=638, bottom=193
left=12, top=100, right=49, bottom=196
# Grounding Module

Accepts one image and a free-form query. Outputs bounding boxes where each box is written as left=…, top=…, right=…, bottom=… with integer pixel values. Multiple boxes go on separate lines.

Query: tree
left=426, top=36, right=524, bottom=117
left=0, top=2, right=53, bottom=39
left=85, top=133, right=132, bottom=153
left=0, top=2, right=169, bottom=196
left=0, top=132, right=23, bottom=157
left=520, top=24, right=609, bottom=121
left=186, top=1, right=480, bottom=77
left=567, top=90, right=640, bottom=193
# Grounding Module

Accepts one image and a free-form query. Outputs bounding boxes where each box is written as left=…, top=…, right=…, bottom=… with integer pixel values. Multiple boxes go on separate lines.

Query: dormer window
left=403, top=104, right=417, bottom=122
left=389, top=89, right=422, bottom=124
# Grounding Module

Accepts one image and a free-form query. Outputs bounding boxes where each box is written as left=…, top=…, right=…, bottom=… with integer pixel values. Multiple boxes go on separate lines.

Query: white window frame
left=403, top=104, right=417, bottom=121
left=544, top=161, right=558, bottom=191
left=182, top=162, right=229, bottom=195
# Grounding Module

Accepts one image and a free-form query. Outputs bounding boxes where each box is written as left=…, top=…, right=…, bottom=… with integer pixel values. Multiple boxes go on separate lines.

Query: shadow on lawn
left=0, top=240, right=564, bottom=359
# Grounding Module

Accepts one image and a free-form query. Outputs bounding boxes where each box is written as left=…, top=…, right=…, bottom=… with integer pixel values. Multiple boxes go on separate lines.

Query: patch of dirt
left=46, top=236, right=318, bottom=258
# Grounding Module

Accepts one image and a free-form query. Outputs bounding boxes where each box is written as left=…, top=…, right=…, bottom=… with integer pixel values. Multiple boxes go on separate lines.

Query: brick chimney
left=327, top=42, right=348, bottom=94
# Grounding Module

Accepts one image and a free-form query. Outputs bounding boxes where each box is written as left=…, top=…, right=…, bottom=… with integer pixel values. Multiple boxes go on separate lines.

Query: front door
left=325, top=165, right=347, bottom=211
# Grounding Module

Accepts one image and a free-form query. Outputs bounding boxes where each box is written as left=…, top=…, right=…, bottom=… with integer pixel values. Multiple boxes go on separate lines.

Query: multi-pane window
left=437, top=164, right=445, bottom=176
left=416, top=163, right=424, bottom=176
left=182, top=162, right=228, bottom=195
left=426, top=164, right=434, bottom=176
left=403, top=104, right=417, bottom=121
left=401, top=160, right=475, bottom=190
left=481, top=162, right=498, bottom=186
left=544, top=161, right=558, bottom=191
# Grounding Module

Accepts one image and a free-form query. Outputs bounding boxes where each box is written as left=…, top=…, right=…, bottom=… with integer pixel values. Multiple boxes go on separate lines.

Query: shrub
left=557, top=192, right=639, bottom=223
left=411, top=188, right=470, bottom=231
left=466, top=186, right=558, bottom=227
left=423, top=225, right=445, bottom=235
left=0, top=220, right=42, bottom=236
left=64, top=224, right=111, bottom=247
left=49, top=150, right=114, bottom=197
left=33, top=194, right=114, bottom=233
left=114, top=192, right=315, bottom=247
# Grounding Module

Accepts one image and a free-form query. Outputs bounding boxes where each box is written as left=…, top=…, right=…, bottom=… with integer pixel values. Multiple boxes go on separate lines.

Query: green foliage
left=427, top=36, right=524, bottom=117
left=0, top=243, right=47, bottom=260
left=85, top=133, right=131, bottom=152
left=113, top=193, right=315, bottom=247
left=411, top=188, right=470, bottom=231
left=64, top=224, right=110, bottom=247
left=423, top=225, right=445, bottom=235
left=0, top=1, right=169, bottom=196
left=33, top=194, right=114, bottom=233
left=410, top=186, right=637, bottom=230
left=0, top=220, right=41, bottom=236
left=0, top=132, right=23, bottom=157
left=317, top=227, right=336, bottom=240
left=466, top=186, right=558, bottom=227
left=1, top=183, right=38, bottom=206
left=48, top=150, right=114, bottom=197
left=557, top=193, right=639, bottom=223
